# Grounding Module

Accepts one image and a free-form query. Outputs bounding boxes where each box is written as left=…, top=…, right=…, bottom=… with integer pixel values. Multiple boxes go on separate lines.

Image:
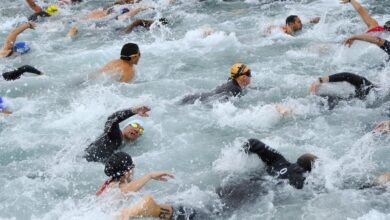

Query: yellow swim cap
left=230, top=63, right=250, bottom=79
left=46, top=5, right=59, bottom=16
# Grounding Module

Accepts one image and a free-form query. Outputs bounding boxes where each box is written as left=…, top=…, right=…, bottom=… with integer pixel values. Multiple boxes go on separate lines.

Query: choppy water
left=1, top=0, right=390, bottom=219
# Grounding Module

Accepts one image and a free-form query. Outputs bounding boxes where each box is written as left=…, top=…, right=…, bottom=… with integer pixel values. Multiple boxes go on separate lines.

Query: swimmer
left=0, top=97, right=12, bottom=115
left=344, top=34, right=390, bottom=59
left=84, top=5, right=148, bottom=21
left=2, top=65, right=43, bottom=81
left=243, top=138, right=318, bottom=189
left=0, top=21, right=36, bottom=58
left=98, top=43, right=140, bottom=83
left=180, top=63, right=252, bottom=105
left=96, top=152, right=199, bottom=220
left=340, top=0, right=390, bottom=34
left=267, top=15, right=320, bottom=35
left=123, top=18, right=168, bottom=33
left=26, top=0, right=60, bottom=22
left=84, top=106, right=150, bottom=163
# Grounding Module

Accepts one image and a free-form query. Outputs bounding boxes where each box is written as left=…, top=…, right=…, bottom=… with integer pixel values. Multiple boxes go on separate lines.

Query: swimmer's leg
left=120, top=195, right=173, bottom=220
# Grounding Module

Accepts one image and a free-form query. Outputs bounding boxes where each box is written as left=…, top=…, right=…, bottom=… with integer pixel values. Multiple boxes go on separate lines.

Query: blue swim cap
left=0, top=97, right=4, bottom=110
left=120, top=7, right=130, bottom=14
left=13, top=42, right=30, bottom=54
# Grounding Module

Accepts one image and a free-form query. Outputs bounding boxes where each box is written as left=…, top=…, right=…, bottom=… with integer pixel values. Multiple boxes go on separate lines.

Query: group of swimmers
left=2, top=0, right=390, bottom=219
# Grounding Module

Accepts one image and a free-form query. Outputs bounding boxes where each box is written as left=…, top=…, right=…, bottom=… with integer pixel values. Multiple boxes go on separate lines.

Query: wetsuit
left=84, top=109, right=135, bottom=163
left=380, top=39, right=390, bottom=57
left=2, top=65, right=42, bottom=81
left=28, top=11, right=50, bottom=22
left=320, top=72, right=376, bottom=109
left=243, top=138, right=308, bottom=189
left=180, top=79, right=242, bottom=105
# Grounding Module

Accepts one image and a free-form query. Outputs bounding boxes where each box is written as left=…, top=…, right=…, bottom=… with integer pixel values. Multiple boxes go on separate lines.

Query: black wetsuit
left=380, top=40, right=390, bottom=57
left=321, top=72, right=376, bottom=109
left=2, top=65, right=42, bottom=81
left=244, top=138, right=308, bottom=189
left=180, top=79, right=242, bottom=105
left=84, top=109, right=135, bottom=163
left=28, top=11, right=50, bottom=22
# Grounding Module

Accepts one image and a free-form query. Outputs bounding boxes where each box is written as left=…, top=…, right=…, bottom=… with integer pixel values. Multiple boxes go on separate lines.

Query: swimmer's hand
left=344, top=36, right=356, bottom=47
left=131, top=106, right=151, bottom=117
left=310, top=17, right=321, bottom=24
left=373, top=120, right=390, bottom=134
left=148, top=172, right=175, bottom=182
left=0, top=110, right=12, bottom=116
left=309, top=79, right=321, bottom=95
left=27, top=21, right=37, bottom=30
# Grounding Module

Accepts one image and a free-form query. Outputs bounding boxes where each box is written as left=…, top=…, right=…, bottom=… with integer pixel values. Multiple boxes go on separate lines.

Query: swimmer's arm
left=120, top=67, right=134, bottom=83
left=26, top=0, right=43, bottom=13
left=123, top=19, right=154, bottom=33
left=328, top=72, right=372, bottom=90
left=119, top=172, right=174, bottom=193
left=2, top=22, right=35, bottom=51
left=104, top=109, right=136, bottom=134
left=243, top=139, right=288, bottom=167
left=341, top=0, right=379, bottom=29
left=117, top=7, right=152, bottom=21
left=344, top=34, right=385, bottom=47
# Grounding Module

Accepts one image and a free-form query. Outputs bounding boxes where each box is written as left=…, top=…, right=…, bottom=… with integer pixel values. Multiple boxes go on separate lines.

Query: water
left=1, top=0, right=390, bottom=219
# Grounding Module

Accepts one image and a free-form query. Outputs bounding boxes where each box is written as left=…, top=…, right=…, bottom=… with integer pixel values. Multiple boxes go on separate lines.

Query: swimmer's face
left=123, top=125, right=143, bottom=141
left=292, top=17, right=302, bottom=31
left=132, top=51, right=141, bottom=65
left=124, top=168, right=135, bottom=181
left=237, top=74, right=251, bottom=88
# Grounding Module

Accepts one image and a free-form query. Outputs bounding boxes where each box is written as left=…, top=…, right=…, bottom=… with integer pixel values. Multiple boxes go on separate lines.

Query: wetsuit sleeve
left=104, top=109, right=136, bottom=135
left=328, top=72, right=374, bottom=98
left=243, top=138, right=289, bottom=167
left=2, top=65, right=42, bottom=81
left=379, top=40, right=390, bottom=56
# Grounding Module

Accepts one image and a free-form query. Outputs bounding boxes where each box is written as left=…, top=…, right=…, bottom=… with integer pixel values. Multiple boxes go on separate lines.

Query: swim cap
left=0, top=97, right=4, bottom=110
left=13, top=42, right=30, bottom=54
left=230, top=63, right=250, bottom=79
left=120, top=43, right=139, bottom=61
left=121, top=7, right=130, bottom=15
left=296, top=153, right=318, bottom=172
left=46, top=5, right=59, bottom=16
left=125, top=119, right=144, bottom=129
left=104, top=152, right=134, bottom=179
left=385, top=21, right=390, bottom=31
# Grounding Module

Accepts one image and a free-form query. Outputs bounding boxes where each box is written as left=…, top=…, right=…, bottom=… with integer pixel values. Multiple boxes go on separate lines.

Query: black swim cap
left=286, top=15, right=299, bottom=25
left=384, top=21, right=390, bottom=31
left=120, top=43, right=139, bottom=61
left=104, top=152, right=134, bottom=179
left=296, top=153, right=318, bottom=172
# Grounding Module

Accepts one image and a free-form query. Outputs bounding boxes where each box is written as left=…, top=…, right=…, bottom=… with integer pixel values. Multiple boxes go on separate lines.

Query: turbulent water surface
left=1, top=0, right=390, bottom=219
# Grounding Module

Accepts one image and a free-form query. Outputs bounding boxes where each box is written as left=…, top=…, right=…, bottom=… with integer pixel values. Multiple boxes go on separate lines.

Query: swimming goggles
left=130, top=123, right=144, bottom=135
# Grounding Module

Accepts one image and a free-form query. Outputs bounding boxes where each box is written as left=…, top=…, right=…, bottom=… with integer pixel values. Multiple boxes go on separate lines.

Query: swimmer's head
left=120, top=43, right=140, bottom=64
left=384, top=21, right=390, bottom=32
left=13, top=42, right=30, bottom=54
left=104, top=152, right=135, bottom=180
left=46, top=5, right=59, bottom=16
left=286, top=15, right=302, bottom=32
left=122, top=120, right=144, bottom=141
left=230, top=63, right=251, bottom=88
left=158, top=18, right=169, bottom=25
left=121, top=7, right=130, bottom=14
left=296, top=153, right=318, bottom=172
